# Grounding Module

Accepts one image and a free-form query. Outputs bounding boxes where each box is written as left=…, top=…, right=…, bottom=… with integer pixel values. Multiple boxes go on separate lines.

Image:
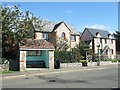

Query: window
left=106, top=50, right=108, bottom=55
left=105, top=39, right=107, bottom=44
left=71, top=35, right=76, bottom=41
left=111, top=49, right=113, bottom=54
left=100, top=49, right=102, bottom=54
left=27, top=51, right=42, bottom=56
left=97, top=38, right=100, bottom=43
left=96, top=32, right=99, bottom=36
left=111, top=40, right=113, bottom=44
left=109, top=39, right=112, bottom=44
left=61, top=32, right=65, bottom=39
left=100, top=38, right=102, bottom=43
left=42, top=33, right=48, bottom=40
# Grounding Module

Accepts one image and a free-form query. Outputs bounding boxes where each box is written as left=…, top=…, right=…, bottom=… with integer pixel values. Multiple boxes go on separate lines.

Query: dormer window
left=108, top=34, right=111, bottom=37
left=96, top=32, right=99, bottom=36
left=61, top=32, right=65, bottom=39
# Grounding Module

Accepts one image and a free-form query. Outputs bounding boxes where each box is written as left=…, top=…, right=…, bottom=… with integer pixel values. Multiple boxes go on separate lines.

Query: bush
left=80, top=60, right=87, bottom=63
left=80, top=60, right=87, bottom=66
left=111, top=59, right=118, bottom=63
left=118, top=60, right=120, bottom=62
left=55, top=50, right=80, bottom=63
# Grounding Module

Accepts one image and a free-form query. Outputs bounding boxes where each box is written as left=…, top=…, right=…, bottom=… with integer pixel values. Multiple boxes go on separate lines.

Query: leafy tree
left=1, top=5, right=41, bottom=60
left=113, top=31, right=120, bottom=40
left=113, top=31, right=120, bottom=51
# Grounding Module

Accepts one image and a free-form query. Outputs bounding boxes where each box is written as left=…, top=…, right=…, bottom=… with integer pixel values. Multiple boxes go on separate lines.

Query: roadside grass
left=0, top=70, right=18, bottom=74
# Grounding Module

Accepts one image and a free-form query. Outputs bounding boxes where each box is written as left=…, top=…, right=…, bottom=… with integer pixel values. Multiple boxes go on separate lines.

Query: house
left=19, top=39, right=55, bottom=71
left=33, top=21, right=80, bottom=50
left=81, top=28, right=116, bottom=60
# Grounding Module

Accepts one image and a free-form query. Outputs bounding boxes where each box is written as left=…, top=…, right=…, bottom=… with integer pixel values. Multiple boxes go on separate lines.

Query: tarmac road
left=2, top=64, right=118, bottom=88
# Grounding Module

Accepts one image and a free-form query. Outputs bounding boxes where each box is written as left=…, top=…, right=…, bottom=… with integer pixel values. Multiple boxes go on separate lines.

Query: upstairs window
left=105, top=39, right=107, bottom=44
left=97, top=38, right=100, bottom=43
left=96, top=32, right=99, bottom=36
left=100, top=38, right=102, bottom=43
left=111, top=39, right=113, bottom=44
left=61, top=32, right=65, bottom=39
left=42, top=33, right=48, bottom=40
left=109, top=39, right=112, bottom=44
left=71, top=35, right=76, bottom=41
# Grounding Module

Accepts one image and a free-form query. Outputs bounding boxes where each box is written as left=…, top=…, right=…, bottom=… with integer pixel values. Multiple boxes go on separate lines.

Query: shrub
left=54, top=50, right=80, bottom=63
left=111, top=59, right=118, bottom=63
left=118, top=60, right=120, bottom=62
left=80, top=60, right=87, bottom=63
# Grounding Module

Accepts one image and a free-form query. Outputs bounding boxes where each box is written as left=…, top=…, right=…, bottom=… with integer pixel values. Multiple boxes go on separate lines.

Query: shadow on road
left=37, top=75, right=89, bottom=84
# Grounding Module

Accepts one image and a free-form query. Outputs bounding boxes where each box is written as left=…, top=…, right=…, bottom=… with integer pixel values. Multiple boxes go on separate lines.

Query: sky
left=2, top=2, right=118, bottom=33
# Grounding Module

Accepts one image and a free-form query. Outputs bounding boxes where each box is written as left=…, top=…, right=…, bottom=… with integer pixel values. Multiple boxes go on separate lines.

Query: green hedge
left=54, top=50, right=80, bottom=63
left=111, top=59, right=119, bottom=63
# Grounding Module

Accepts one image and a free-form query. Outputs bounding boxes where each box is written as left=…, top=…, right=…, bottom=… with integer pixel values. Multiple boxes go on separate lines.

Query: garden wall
left=60, top=61, right=118, bottom=68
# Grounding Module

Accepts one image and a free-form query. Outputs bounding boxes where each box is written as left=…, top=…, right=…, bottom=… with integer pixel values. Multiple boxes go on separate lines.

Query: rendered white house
left=81, top=28, right=116, bottom=59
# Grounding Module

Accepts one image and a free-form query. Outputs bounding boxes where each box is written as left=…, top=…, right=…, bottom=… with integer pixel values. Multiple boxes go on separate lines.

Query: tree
left=1, top=5, right=41, bottom=60
left=113, top=31, right=120, bottom=40
left=71, top=41, right=90, bottom=61
left=113, top=31, right=120, bottom=51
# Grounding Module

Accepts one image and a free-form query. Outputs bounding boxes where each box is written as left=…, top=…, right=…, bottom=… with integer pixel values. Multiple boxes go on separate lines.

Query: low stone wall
left=60, top=61, right=118, bottom=68
left=60, top=63, right=82, bottom=68
left=87, top=62, right=97, bottom=66
left=100, top=61, right=112, bottom=65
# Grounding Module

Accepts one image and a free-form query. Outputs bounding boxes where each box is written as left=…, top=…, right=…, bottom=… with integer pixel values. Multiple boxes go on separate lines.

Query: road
left=2, top=65, right=118, bottom=88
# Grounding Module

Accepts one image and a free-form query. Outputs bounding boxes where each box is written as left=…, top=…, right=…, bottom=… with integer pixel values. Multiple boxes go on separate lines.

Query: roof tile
left=19, top=39, right=55, bottom=49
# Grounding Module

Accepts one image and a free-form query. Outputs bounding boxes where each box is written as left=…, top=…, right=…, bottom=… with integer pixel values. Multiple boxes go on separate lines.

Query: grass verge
left=0, top=70, right=18, bottom=74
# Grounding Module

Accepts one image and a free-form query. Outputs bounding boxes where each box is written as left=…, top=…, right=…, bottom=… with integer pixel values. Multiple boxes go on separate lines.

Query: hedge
left=54, top=50, right=80, bottom=63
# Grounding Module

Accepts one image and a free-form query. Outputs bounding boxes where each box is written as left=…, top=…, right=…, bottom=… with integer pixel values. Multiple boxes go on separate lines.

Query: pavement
left=1, top=63, right=118, bottom=80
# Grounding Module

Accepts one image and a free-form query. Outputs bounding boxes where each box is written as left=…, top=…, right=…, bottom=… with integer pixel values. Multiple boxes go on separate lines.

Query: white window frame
left=97, top=38, right=100, bottom=43
left=61, top=32, right=65, bottom=39
left=42, top=33, right=48, bottom=40
left=71, top=35, right=76, bottom=41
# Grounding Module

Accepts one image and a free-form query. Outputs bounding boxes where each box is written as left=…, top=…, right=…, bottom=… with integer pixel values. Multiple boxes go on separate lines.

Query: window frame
left=111, top=49, right=113, bottom=54
left=61, top=32, right=66, bottom=40
left=100, top=38, right=102, bottom=43
left=97, top=38, right=100, bottom=43
left=42, top=33, right=48, bottom=40
left=27, top=50, right=42, bottom=56
left=105, top=39, right=107, bottom=44
left=106, top=50, right=108, bottom=55
left=71, top=35, right=76, bottom=41
left=111, top=39, right=113, bottom=44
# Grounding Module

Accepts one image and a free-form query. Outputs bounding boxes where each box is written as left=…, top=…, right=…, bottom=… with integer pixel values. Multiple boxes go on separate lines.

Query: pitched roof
left=86, top=28, right=114, bottom=39
left=33, top=20, right=56, bottom=32
left=19, top=39, right=55, bottom=50
left=33, top=20, right=80, bottom=35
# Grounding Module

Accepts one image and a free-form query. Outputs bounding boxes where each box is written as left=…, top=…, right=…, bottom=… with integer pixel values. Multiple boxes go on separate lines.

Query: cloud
left=84, top=24, right=111, bottom=30
left=3, top=5, right=14, bottom=8
left=84, top=24, right=114, bottom=34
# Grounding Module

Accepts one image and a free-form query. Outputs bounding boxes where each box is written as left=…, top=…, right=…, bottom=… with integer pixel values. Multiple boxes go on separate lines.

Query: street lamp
left=97, top=44, right=100, bottom=66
